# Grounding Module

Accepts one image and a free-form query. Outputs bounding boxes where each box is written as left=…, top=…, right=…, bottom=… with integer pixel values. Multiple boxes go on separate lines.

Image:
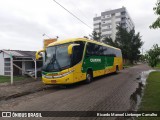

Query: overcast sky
left=0, top=0, right=159, bottom=52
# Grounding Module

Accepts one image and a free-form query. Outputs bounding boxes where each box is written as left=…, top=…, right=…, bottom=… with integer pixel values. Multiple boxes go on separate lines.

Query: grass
left=0, top=75, right=25, bottom=83
left=137, top=71, right=160, bottom=120
left=155, top=63, right=160, bottom=69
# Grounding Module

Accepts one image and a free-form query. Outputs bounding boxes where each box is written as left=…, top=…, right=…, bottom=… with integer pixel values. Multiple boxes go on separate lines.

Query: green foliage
left=145, top=44, right=160, bottom=67
left=103, top=25, right=143, bottom=64
left=139, top=54, right=146, bottom=62
left=91, top=31, right=101, bottom=42
left=150, top=0, right=160, bottom=29
left=103, top=37, right=116, bottom=47
left=155, top=62, right=160, bottom=69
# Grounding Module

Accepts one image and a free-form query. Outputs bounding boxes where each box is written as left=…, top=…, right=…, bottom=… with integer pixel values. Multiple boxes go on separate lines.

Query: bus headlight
left=43, top=75, right=53, bottom=79
left=43, top=69, right=74, bottom=79
left=53, top=69, right=74, bottom=78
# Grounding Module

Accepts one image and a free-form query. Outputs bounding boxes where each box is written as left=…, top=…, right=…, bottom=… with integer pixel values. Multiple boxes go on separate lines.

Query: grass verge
left=0, top=75, right=25, bottom=83
left=138, top=71, right=160, bottom=120
left=155, top=63, right=160, bottom=69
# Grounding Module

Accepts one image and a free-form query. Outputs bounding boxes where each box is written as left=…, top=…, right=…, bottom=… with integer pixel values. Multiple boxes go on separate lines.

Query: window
left=106, top=15, right=111, bottom=18
left=121, top=23, right=126, bottom=27
left=86, top=43, right=121, bottom=57
left=5, top=58, right=10, bottom=62
left=107, top=25, right=111, bottom=29
left=121, top=11, right=126, bottom=15
left=86, top=43, right=104, bottom=56
left=103, top=46, right=117, bottom=57
left=121, top=17, right=126, bottom=21
left=111, top=13, right=115, bottom=16
left=72, top=41, right=85, bottom=66
left=115, top=49, right=122, bottom=57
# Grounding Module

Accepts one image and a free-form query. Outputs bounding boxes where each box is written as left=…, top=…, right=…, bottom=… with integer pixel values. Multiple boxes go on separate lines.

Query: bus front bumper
left=42, top=72, right=74, bottom=85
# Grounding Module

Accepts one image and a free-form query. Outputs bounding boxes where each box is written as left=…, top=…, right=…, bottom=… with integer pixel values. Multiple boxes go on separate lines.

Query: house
left=0, top=50, right=42, bottom=78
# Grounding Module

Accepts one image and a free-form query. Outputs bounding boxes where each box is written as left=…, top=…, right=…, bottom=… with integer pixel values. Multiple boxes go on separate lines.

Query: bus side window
left=86, top=43, right=104, bottom=56
left=103, top=47, right=116, bottom=57
left=86, top=43, right=94, bottom=55
left=116, top=50, right=122, bottom=57
left=72, top=41, right=85, bottom=66
left=95, top=45, right=104, bottom=56
left=110, top=48, right=116, bottom=57
left=103, top=46, right=108, bottom=55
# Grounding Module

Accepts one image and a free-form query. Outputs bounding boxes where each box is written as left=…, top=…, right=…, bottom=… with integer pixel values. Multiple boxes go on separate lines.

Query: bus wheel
left=116, top=65, right=119, bottom=73
left=86, top=70, right=93, bottom=83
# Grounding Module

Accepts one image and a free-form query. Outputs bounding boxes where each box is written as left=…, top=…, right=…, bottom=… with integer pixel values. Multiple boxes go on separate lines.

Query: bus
left=36, top=38, right=123, bottom=84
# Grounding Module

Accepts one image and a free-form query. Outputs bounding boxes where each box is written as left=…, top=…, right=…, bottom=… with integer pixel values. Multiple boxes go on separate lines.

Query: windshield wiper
left=45, top=54, right=56, bottom=71
left=46, top=52, right=62, bottom=72
left=55, top=58, right=62, bottom=71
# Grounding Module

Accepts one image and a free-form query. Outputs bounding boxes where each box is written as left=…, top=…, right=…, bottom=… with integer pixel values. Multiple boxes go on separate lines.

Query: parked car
left=25, top=68, right=42, bottom=77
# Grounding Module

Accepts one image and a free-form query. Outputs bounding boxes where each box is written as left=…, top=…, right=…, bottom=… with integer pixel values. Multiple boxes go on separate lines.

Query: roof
left=48, top=38, right=120, bottom=50
left=0, top=50, right=36, bottom=59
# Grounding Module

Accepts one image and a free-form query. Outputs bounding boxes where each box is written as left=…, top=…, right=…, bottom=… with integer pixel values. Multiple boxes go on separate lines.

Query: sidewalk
left=0, top=78, right=52, bottom=101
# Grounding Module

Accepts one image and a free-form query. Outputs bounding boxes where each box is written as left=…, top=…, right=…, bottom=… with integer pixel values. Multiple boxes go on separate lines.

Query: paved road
left=0, top=64, right=151, bottom=120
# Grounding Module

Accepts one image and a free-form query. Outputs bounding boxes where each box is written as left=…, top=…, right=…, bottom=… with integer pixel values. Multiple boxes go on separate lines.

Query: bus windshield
left=42, top=43, right=71, bottom=72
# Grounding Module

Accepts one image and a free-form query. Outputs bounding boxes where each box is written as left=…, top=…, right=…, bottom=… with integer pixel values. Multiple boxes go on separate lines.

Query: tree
left=145, top=44, right=160, bottom=67
left=150, top=0, right=160, bottom=29
left=103, top=37, right=117, bottom=47
left=127, top=30, right=143, bottom=63
left=90, top=31, right=101, bottom=42
left=103, top=25, right=143, bottom=64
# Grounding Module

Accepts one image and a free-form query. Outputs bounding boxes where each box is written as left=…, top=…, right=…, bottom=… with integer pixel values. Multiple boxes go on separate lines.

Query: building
left=0, top=50, right=42, bottom=77
left=93, top=7, right=135, bottom=41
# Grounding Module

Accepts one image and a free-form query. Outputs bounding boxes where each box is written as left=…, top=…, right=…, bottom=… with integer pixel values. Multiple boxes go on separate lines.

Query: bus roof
left=48, top=38, right=120, bottom=50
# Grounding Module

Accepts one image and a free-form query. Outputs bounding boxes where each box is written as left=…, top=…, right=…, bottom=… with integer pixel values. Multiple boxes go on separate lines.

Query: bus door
left=72, top=41, right=85, bottom=82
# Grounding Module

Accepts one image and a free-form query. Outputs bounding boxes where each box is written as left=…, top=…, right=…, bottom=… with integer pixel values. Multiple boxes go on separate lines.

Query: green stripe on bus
left=82, top=56, right=114, bottom=73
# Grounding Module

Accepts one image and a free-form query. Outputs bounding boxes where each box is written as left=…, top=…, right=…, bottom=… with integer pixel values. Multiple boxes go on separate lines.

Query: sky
left=0, top=0, right=159, bottom=52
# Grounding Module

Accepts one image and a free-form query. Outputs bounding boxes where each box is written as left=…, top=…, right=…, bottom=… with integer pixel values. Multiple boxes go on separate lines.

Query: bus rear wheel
left=86, top=70, right=93, bottom=83
left=116, top=65, right=119, bottom=73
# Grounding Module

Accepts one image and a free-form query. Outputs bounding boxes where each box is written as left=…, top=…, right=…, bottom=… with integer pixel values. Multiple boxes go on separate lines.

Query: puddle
left=130, top=70, right=156, bottom=110
left=125, top=70, right=155, bottom=120
left=136, top=70, right=156, bottom=86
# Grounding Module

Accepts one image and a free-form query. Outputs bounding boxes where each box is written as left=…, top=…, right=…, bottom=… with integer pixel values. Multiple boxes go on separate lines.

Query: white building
left=0, top=50, right=42, bottom=77
left=93, top=7, right=135, bottom=41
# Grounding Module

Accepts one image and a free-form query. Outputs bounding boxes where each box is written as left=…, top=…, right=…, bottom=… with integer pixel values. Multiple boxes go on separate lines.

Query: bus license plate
left=51, top=80, right=56, bottom=83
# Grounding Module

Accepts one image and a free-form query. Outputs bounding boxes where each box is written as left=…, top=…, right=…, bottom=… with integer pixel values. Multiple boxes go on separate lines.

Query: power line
left=69, top=0, right=91, bottom=22
left=52, top=0, right=93, bottom=30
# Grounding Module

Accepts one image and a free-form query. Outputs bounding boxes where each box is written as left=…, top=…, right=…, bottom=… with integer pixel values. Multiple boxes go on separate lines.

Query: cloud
left=0, top=0, right=159, bottom=51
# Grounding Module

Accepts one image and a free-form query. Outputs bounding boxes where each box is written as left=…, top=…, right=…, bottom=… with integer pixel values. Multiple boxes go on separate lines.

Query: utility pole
left=34, top=59, right=37, bottom=79
left=10, top=54, right=13, bottom=85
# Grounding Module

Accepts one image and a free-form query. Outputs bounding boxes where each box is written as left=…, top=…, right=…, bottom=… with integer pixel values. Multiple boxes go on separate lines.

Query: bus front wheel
left=86, top=70, right=93, bottom=83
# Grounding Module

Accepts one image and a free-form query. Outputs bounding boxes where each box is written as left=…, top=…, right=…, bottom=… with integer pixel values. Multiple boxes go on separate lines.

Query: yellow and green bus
left=36, top=38, right=123, bottom=84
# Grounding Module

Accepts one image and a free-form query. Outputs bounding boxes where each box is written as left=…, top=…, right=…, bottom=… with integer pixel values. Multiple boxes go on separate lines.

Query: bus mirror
left=36, top=49, right=45, bottom=60
left=68, top=44, right=80, bottom=55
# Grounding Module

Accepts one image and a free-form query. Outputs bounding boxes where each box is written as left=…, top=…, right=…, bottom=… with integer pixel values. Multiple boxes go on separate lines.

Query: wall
left=0, top=52, right=4, bottom=75
left=25, top=61, right=34, bottom=70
